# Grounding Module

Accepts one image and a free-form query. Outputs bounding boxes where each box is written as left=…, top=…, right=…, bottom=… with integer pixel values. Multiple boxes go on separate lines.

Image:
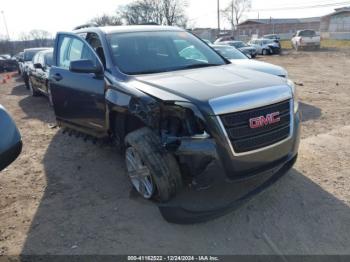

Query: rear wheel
left=124, top=127, right=182, bottom=202
left=262, top=49, right=269, bottom=55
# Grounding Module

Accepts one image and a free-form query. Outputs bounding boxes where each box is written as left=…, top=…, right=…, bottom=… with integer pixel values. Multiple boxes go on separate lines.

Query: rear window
left=299, top=30, right=316, bottom=37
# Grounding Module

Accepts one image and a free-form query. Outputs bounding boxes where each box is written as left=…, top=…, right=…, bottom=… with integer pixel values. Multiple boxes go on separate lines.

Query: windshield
left=24, top=49, right=46, bottom=61
left=107, top=31, right=226, bottom=75
left=213, top=46, right=248, bottom=60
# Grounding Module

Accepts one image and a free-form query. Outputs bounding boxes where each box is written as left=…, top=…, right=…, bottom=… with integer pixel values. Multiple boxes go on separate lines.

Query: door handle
left=52, top=73, right=63, bottom=81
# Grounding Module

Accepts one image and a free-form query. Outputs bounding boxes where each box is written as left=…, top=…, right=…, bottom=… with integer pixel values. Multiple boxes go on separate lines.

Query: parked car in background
left=212, top=45, right=288, bottom=78
left=16, top=52, right=25, bottom=75
left=0, top=55, right=18, bottom=73
left=216, top=41, right=257, bottom=58
left=48, top=25, right=300, bottom=209
left=0, top=104, right=22, bottom=171
left=214, top=35, right=235, bottom=43
left=263, top=34, right=281, bottom=49
left=291, top=30, right=320, bottom=51
left=22, top=48, right=50, bottom=88
left=248, top=39, right=281, bottom=55
left=0, top=54, right=11, bottom=60
left=263, top=34, right=280, bottom=40
left=27, top=49, right=54, bottom=104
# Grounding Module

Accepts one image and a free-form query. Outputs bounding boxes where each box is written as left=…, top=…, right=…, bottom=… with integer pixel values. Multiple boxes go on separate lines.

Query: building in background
left=235, top=6, right=350, bottom=40
left=321, top=7, right=350, bottom=39
left=236, top=17, right=321, bottom=40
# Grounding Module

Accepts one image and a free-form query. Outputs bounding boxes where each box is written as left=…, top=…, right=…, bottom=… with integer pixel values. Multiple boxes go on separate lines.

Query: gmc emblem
left=249, top=112, right=280, bottom=129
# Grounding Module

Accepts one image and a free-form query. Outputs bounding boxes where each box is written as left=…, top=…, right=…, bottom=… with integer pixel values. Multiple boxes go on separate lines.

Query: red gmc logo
left=249, top=112, right=281, bottom=129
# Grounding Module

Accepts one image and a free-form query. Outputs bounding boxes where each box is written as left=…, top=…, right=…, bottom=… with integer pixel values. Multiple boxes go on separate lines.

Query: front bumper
left=162, top=111, right=300, bottom=223
left=160, top=153, right=298, bottom=224
left=174, top=109, right=300, bottom=181
left=300, top=42, right=320, bottom=47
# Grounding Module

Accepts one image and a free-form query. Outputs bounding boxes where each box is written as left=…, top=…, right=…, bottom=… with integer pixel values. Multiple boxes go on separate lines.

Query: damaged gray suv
left=49, top=25, right=300, bottom=203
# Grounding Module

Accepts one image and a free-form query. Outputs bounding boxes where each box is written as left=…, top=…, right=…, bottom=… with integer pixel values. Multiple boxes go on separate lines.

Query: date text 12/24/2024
left=127, top=256, right=219, bottom=261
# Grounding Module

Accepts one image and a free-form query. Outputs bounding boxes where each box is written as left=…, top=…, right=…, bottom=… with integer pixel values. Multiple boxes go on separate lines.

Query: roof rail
left=73, top=23, right=99, bottom=30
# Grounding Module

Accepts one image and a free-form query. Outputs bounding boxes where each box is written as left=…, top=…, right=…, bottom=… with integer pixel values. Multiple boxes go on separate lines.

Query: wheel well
left=110, top=112, right=146, bottom=143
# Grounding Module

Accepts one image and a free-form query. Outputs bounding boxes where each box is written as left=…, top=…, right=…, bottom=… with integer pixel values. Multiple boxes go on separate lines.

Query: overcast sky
left=0, top=0, right=348, bottom=39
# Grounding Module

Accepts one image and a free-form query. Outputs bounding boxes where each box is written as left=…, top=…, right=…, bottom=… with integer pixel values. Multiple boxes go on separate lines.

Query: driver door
left=50, top=33, right=106, bottom=132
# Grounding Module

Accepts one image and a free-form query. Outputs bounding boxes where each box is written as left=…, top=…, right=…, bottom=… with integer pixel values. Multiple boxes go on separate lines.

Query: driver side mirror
left=0, top=105, right=22, bottom=171
left=69, top=59, right=103, bottom=74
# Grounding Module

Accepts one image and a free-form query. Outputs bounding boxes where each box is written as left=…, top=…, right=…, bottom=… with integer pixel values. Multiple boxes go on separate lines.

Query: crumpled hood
left=129, top=64, right=288, bottom=113
left=230, top=59, right=287, bottom=77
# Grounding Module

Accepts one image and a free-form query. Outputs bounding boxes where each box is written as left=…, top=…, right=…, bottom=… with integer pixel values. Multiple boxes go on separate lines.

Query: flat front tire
left=124, top=127, right=182, bottom=202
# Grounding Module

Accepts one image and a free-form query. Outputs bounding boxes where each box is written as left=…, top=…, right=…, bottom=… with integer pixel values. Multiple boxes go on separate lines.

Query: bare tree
left=19, top=32, right=32, bottom=42
left=90, top=14, right=122, bottom=26
left=118, top=0, right=187, bottom=27
left=29, top=30, right=52, bottom=40
left=118, top=0, right=163, bottom=25
left=221, top=0, right=251, bottom=30
left=162, top=0, right=188, bottom=26
left=18, top=30, right=52, bottom=46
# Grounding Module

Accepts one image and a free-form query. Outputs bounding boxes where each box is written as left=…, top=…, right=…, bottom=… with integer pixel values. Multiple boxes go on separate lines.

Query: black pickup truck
left=49, top=25, right=300, bottom=204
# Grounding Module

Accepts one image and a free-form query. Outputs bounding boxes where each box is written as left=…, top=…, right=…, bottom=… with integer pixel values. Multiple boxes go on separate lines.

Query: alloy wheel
left=125, top=147, right=155, bottom=199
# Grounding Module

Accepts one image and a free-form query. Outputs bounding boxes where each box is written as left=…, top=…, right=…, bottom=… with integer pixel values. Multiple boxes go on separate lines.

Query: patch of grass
left=321, top=39, right=350, bottom=48
left=280, top=40, right=292, bottom=49
left=280, top=39, right=350, bottom=50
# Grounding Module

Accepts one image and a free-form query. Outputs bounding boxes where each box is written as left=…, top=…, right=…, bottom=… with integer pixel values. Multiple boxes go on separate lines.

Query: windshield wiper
left=180, top=63, right=222, bottom=70
left=128, top=69, right=170, bottom=75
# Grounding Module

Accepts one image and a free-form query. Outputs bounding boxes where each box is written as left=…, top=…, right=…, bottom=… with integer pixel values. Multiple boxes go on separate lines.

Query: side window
left=85, top=32, right=106, bottom=67
left=58, top=36, right=71, bottom=68
left=68, top=39, right=84, bottom=61
left=58, top=35, right=98, bottom=69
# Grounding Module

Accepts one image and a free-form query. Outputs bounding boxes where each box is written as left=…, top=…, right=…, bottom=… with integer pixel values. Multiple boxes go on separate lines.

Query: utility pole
left=1, top=10, right=10, bottom=41
left=217, top=0, right=220, bottom=34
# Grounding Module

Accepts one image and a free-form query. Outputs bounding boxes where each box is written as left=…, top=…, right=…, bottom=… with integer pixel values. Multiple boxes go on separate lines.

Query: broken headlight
left=160, top=102, right=209, bottom=139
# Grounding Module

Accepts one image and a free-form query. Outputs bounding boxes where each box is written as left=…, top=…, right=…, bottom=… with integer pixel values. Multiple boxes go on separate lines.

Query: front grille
left=220, top=100, right=291, bottom=153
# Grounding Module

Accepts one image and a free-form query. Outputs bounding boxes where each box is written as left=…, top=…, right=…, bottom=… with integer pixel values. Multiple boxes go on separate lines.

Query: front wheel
left=124, top=127, right=182, bottom=202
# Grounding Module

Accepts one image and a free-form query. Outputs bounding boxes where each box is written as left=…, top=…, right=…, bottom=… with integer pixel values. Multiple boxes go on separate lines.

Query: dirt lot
left=0, top=50, right=350, bottom=256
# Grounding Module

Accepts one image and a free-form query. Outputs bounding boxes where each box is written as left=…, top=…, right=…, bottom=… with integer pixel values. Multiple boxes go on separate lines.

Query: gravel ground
left=0, top=50, right=349, bottom=256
